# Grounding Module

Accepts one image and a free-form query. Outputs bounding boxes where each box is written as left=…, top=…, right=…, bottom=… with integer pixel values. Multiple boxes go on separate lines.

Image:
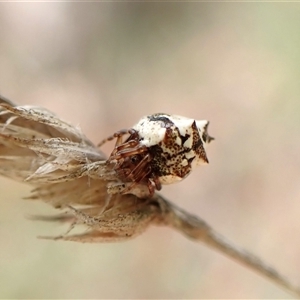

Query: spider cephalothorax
left=98, top=113, right=214, bottom=197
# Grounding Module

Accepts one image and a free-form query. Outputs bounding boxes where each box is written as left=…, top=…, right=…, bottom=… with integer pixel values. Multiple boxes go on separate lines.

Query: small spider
left=98, top=113, right=214, bottom=197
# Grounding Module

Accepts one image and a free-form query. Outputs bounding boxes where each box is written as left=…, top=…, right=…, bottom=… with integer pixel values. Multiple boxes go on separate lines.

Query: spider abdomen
left=134, top=113, right=213, bottom=185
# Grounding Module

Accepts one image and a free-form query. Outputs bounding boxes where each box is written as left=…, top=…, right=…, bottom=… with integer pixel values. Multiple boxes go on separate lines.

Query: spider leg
left=147, top=180, right=156, bottom=197
left=128, top=161, right=161, bottom=197
left=113, top=148, right=150, bottom=183
left=113, top=144, right=148, bottom=160
left=97, top=129, right=135, bottom=148
left=121, top=156, right=152, bottom=195
left=127, top=154, right=151, bottom=182
left=114, top=139, right=140, bottom=152
left=152, top=176, right=162, bottom=190
left=108, top=140, right=140, bottom=161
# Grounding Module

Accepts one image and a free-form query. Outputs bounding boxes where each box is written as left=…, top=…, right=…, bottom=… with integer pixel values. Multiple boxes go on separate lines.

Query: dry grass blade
left=158, top=198, right=300, bottom=298
left=0, top=95, right=299, bottom=297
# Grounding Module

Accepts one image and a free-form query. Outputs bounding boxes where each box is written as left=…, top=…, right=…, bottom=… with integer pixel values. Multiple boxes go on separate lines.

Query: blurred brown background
left=0, top=2, right=300, bottom=299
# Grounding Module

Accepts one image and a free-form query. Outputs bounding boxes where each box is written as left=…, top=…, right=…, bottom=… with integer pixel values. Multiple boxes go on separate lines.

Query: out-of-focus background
left=0, top=2, right=300, bottom=299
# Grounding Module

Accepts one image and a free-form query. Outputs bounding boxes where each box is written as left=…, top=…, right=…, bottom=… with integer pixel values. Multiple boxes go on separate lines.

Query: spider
left=98, top=113, right=213, bottom=196
left=98, top=113, right=214, bottom=197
